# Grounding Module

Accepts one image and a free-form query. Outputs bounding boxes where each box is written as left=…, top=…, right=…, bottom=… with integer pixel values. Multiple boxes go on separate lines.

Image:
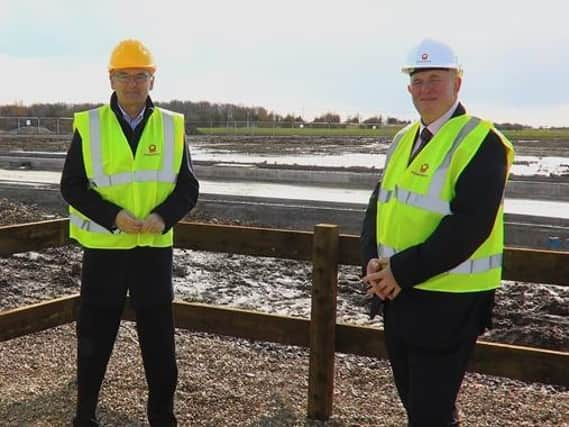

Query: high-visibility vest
left=376, top=115, right=514, bottom=292
left=69, top=105, right=185, bottom=249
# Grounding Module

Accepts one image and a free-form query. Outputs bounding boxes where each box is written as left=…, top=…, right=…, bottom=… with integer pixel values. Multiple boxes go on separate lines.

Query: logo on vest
left=145, top=144, right=160, bottom=156
left=412, top=163, right=430, bottom=177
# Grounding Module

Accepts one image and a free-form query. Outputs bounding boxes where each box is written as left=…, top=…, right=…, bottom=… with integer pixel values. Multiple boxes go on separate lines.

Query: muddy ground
left=3, top=135, right=569, bottom=184
left=191, top=135, right=569, bottom=158
left=1, top=197, right=567, bottom=353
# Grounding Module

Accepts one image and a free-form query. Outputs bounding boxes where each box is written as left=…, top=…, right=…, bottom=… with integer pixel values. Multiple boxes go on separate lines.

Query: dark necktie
left=420, top=127, right=433, bottom=147
left=410, top=127, right=433, bottom=163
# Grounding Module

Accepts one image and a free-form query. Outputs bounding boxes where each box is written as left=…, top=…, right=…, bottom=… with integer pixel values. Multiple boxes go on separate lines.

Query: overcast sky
left=1, top=0, right=568, bottom=126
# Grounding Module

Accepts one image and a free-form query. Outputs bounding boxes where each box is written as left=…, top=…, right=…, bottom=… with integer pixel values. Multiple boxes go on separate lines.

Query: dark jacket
left=60, top=93, right=199, bottom=233
left=60, top=93, right=200, bottom=308
left=360, top=104, right=508, bottom=342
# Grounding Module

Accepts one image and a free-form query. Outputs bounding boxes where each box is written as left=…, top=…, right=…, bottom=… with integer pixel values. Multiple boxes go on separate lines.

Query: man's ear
left=109, top=73, right=116, bottom=91
left=454, top=75, right=462, bottom=93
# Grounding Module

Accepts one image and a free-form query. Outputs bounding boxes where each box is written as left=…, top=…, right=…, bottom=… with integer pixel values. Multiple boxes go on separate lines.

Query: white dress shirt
left=411, top=99, right=460, bottom=158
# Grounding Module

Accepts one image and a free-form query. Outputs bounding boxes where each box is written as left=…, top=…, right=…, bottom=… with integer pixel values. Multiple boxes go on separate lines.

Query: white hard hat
left=401, top=38, right=461, bottom=75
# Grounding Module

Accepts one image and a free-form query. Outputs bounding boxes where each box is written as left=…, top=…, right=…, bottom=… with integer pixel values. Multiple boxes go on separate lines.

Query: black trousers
left=382, top=288, right=492, bottom=427
left=74, top=302, right=178, bottom=426
left=384, top=324, right=474, bottom=426
left=74, top=247, right=177, bottom=426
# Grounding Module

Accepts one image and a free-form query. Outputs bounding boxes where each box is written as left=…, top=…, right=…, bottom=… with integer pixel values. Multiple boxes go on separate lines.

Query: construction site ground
left=1, top=135, right=568, bottom=425
left=0, top=198, right=568, bottom=426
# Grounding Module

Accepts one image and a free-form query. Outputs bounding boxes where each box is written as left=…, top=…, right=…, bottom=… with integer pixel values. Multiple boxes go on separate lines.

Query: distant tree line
left=0, top=102, right=100, bottom=118
left=0, top=100, right=409, bottom=127
left=494, top=122, right=531, bottom=131
left=5, top=102, right=562, bottom=132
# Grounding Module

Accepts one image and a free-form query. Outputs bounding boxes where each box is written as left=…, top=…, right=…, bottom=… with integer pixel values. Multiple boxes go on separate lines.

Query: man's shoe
left=449, top=406, right=463, bottom=426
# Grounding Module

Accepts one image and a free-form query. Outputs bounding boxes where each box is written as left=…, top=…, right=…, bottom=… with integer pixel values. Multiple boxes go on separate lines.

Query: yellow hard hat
left=108, top=39, right=156, bottom=72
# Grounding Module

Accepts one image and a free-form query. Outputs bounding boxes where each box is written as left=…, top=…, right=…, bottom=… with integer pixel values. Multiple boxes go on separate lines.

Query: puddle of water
left=192, top=147, right=386, bottom=168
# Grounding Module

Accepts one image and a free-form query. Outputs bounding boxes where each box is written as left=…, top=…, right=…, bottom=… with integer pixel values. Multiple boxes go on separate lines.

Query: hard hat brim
left=401, top=64, right=461, bottom=75
left=108, top=65, right=156, bottom=73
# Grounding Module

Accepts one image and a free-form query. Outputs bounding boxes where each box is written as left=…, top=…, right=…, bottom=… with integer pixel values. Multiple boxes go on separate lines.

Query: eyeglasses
left=410, top=78, right=445, bottom=90
left=112, top=72, right=152, bottom=84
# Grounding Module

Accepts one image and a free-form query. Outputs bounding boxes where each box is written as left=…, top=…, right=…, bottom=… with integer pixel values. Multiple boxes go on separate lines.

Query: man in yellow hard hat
left=61, top=39, right=199, bottom=426
left=360, top=39, right=514, bottom=426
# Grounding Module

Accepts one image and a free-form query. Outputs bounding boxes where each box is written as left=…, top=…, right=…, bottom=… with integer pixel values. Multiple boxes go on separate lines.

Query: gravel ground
left=1, top=324, right=568, bottom=427
left=1, top=198, right=568, bottom=426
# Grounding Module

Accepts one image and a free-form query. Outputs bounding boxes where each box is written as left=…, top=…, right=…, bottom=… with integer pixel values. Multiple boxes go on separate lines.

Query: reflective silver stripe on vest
left=377, top=129, right=409, bottom=212
left=89, top=108, right=177, bottom=188
left=378, top=186, right=450, bottom=215
left=161, top=109, right=175, bottom=178
left=426, top=117, right=481, bottom=200
left=69, top=214, right=113, bottom=234
left=376, top=244, right=501, bottom=275
left=394, top=186, right=451, bottom=215
left=379, top=117, right=482, bottom=216
left=449, top=253, right=502, bottom=274
left=378, top=189, right=391, bottom=203
left=384, top=129, right=407, bottom=169
left=91, top=170, right=178, bottom=187
left=377, top=245, right=396, bottom=257
left=379, top=130, right=410, bottom=203
left=88, top=109, right=104, bottom=181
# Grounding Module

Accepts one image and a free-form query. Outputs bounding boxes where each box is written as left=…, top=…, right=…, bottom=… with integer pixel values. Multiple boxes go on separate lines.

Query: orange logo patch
left=145, top=144, right=159, bottom=156
left=412, top=163, right=430, bottom=177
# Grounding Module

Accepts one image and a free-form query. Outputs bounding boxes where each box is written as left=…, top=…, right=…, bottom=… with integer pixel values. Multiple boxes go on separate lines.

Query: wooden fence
left=1, top=218, right=568, bottom=420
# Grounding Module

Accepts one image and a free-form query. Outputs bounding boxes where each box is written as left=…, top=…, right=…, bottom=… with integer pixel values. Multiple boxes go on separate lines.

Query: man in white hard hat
left=360, top=39, right=514, bottom=426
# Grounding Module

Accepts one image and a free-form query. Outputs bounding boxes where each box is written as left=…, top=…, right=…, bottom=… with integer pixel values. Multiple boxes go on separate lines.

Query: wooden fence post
left=307, top=224, right=339, bottom=420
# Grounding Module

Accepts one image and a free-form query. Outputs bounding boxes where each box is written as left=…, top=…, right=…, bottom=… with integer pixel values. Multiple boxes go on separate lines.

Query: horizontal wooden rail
left=471, top=340, right=569, bottom=386
left=0, top=296, right=567, bottom=387
left=501, top=247, right=569, bottom=285
left=121, top=300, right=311, bottom=347
left=0, top=218, right=69, bottom=256
left=2, top=219, right=569, bottom=286
left=0, top=294, right=78, bottom=341
left=174, top=221, right=314, bottom=261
